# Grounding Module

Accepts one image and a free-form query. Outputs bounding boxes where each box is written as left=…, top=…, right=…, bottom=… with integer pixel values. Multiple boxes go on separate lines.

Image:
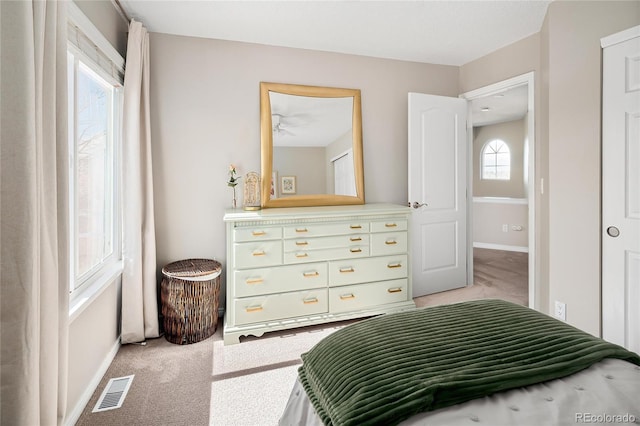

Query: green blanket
left=298, top=299, right=640, bottom=426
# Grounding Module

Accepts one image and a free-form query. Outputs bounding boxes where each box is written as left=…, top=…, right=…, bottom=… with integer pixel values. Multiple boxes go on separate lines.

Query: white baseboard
left=473, top=242, right=529, bottom=253
left=65, top=338, right=121, bottom=426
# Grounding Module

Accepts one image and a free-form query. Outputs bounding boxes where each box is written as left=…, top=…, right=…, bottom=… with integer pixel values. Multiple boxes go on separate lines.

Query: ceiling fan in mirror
left=271, top=112, right=313, bottom=138
left=271, top=114, right=295, bottom=137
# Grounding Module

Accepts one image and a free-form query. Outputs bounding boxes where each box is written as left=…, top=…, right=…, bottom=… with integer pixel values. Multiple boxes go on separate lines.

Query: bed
left=279, top=299, right=640, bottom=426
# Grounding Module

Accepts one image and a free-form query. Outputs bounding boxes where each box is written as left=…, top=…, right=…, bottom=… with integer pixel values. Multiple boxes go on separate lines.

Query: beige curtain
left=0, top=1, right=69, bottom=425
left=121, top=19, right=160, bottom=344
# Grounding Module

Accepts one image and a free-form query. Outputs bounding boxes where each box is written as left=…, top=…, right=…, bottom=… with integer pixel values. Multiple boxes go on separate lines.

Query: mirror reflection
left=260, top=82, right=364, bottom=208
left=271, top=93, right=356, bottom=197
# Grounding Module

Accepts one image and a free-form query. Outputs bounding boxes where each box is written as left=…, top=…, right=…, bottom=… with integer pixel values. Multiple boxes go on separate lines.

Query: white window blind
left=67, top=2, right=124, bottom=85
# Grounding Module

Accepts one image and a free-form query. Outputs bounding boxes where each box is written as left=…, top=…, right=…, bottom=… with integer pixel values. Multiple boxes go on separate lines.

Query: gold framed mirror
left=260, top=82, right=364, bottom=208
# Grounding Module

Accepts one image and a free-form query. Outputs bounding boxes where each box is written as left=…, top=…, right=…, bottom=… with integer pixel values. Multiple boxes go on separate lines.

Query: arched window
left=481, top=139, right=510, bottom=180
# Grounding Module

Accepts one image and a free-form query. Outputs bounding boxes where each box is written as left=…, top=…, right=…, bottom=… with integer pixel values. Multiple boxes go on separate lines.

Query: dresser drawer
left=234, top=241, right=283, bottom=269
left=329, top=254, right=408, bottom=286
left=371, top=232, right=408, bottom=256
left=234, top=289, right=328, bottom=325
left=329, top=279, right=408, bottom=313
left=370, top=219, right=408, bottom=233
left=234, top=262, right=327, bottom=297
left=234, top=227, right=282, bottom=242
left=284, top=234, right=370, bottom=252
left=284, top=245, right=369, bottom=264
left=283, top=222, right=369, bottom=238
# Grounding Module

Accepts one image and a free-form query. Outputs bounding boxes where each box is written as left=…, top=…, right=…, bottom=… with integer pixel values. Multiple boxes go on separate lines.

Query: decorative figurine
left=243, top=171, right=261, bottom=210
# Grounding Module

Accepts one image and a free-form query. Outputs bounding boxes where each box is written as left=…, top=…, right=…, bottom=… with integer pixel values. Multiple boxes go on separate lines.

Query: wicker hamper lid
left=162, top=258, right=222, bottom=281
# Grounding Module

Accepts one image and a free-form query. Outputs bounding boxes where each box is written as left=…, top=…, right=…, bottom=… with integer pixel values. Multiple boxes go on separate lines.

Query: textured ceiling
left=118, top=1, right=536, bottom=128
left=118, top=0, right=551, bottom=66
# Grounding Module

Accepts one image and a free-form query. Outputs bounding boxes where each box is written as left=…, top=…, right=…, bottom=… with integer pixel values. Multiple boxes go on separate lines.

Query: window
left=481, top=139, right=511, bottom=180
left=67, top=5, right=124, bottom=294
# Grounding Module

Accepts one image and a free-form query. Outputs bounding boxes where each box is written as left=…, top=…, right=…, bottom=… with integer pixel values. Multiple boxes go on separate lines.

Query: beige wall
left=460, top=33, right=547, bottom=313
left=273, top=147, right=327, bottom=196
left=459, top=33, right=541, bottom=94
left=149, top=34, right=459, bottom=304
left=473, top=119, right=526, bottom=198
left=544, top=1, right=639, bottom=336
left=473, top=200, right=528, bottom=249
left=67, top=282, right=120, bottom=418
left=461, top=0, right=640, bottom=336
left=74, top=0, right=128, bottom=57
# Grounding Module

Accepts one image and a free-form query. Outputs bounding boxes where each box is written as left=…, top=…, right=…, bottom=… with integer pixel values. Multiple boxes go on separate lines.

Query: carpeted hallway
left=75, top=248, right=527, bottom=425
left=415, top=247, right=528, bottom=308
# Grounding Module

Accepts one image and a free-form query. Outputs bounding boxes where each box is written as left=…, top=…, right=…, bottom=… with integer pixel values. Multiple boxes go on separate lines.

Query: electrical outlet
left=502, top=224, right=509, bottom=232
left=554, top=301, right=566, bottom=321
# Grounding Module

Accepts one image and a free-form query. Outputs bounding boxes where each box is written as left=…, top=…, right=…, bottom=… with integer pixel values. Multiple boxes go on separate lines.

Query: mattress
left=279, top=300, right=640, bottom=426
left=280, top=357, right=640, bottom=426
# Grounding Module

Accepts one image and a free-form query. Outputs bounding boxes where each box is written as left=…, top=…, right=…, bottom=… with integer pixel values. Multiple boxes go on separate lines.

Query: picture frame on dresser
left=222, top=203, right=415, bottom=345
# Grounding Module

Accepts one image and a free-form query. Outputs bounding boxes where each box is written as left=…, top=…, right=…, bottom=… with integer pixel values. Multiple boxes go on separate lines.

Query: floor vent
left=92, top=375, right=134, bottom=413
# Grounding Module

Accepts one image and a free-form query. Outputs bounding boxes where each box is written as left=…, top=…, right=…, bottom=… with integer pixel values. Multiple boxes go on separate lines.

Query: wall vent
left=92, top=375, right=134, bottom=413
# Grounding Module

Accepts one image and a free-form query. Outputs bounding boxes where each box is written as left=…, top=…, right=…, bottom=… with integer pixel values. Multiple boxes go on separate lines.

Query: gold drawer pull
left=350, top=224, right=362, bottom=229
left=245, top=278, right=264, bottom=285
left=252, top=250, right=266, bottom=257
left=340, top=293, right=355, bottom=300
left=387, top=263, right=402, bottom=269
left=295, top=252, right=309, bottom=258
left=350, top=237, right=362, bottom=242
left=303, top=271, right=319, bottom=278
left=252, top=231, right=266, bottom=236
left=385, top=223, right=398, bottom=228
left=388, top=287, right=403, bottom=293
left=339, top=267, right=355, bottom=273
left=295, top=241, right=309, bottom=246
left=295, top=228, right=308, bottom=233
left=245, top=305, right=263, bottom=313
left=350, top=248, right=362, bottom=253
left=385, top=240, right=397, bottom=245
left=303, top=297, right=319, bottom=304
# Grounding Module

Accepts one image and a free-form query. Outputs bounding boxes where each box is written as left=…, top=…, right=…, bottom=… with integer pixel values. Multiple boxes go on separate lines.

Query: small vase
left=232, top=187, right=237, bottom=209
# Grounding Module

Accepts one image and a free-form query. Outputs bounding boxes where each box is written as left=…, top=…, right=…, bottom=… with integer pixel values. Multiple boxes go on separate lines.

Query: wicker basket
left=160, top=259, right=221, bottom=344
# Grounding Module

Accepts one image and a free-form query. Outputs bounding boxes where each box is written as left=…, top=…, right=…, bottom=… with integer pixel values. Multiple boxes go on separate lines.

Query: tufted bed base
left=280, top=357, right=640, bottom=425
left=278, top=300, right=640, bottom=426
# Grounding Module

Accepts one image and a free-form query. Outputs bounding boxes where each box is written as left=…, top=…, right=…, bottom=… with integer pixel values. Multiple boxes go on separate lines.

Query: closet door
left=602, top=26, right=640, bottom=353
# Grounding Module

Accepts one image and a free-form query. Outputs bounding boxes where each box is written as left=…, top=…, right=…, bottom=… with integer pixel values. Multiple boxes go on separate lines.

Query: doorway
left=460, top=72, right=536, bottom=310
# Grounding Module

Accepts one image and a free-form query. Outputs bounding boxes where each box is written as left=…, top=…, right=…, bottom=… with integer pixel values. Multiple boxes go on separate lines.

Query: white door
left=409, top=93, right=468, bottom=297
left=602, top=27, right=640, bottom=353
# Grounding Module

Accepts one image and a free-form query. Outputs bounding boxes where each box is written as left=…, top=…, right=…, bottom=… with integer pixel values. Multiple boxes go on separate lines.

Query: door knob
left=412, top=201, right=427, bottom=209
left=606, top=226, right=620, bottom=238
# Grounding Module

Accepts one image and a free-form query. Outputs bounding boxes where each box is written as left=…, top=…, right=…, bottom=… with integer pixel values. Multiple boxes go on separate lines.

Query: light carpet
left=210, top=321, right=355, bottom=425
left=75, top=248, right=527, bottom=426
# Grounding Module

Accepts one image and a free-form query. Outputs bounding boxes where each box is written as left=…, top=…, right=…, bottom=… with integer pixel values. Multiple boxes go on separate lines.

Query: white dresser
left=223, top=203, right=415, bottom=344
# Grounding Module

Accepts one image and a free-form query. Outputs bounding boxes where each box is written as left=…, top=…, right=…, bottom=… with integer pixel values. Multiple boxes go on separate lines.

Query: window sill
left=473, top=197, right=528, bottom=205
left=69, top=260, right=124, bottom=323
